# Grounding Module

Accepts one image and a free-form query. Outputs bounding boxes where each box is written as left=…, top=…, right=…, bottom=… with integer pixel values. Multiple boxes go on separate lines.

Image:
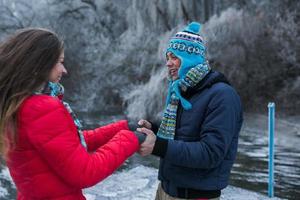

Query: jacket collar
left=183, top=71, right=230, bottom=98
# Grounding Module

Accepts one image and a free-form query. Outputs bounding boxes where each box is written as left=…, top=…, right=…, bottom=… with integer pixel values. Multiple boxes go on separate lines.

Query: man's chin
left=167, top=73, right=179, bottom=81
left=171, top=76, right=179, bottom=81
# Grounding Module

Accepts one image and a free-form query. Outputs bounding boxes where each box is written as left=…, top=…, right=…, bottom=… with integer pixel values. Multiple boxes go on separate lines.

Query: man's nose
left=62, top=66, right=68, bottom=75
left=166, top=60, right=173, bottom=67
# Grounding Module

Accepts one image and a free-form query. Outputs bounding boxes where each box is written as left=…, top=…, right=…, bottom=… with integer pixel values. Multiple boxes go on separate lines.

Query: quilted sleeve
left=23, top=96, right=139, bottom=188
left=83, top=120, right=130, bottom=152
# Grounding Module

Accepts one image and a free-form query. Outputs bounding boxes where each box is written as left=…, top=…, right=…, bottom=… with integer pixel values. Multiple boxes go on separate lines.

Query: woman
left=0, top=28, right=140, bottom=199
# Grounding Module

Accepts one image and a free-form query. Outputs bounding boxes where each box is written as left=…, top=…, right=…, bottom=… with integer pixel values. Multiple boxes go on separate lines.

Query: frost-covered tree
left=0, top=0, right=299, bottom=116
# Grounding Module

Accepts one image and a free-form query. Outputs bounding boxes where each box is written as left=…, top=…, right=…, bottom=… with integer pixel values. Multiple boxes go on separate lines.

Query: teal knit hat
left=166, top=22, right=206, bottom=79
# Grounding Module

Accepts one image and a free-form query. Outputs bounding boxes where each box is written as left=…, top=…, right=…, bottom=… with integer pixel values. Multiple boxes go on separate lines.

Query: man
left=137, top=22, right=243, bottom=200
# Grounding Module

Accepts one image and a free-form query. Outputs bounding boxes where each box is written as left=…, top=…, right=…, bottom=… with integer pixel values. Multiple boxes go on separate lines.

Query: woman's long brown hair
left=0, top=28, right=64, bottom=157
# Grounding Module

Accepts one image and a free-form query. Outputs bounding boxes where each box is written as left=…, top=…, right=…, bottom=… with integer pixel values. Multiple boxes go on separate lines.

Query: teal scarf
left=34, top=82, right=87, bottom=149
left=157, top=63, right=211, bottom=140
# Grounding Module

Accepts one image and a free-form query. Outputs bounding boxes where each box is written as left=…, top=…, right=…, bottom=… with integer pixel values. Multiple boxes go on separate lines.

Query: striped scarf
left=34, top=82, right=87, bottom=149
left=157, top=63, right=211, bottom=140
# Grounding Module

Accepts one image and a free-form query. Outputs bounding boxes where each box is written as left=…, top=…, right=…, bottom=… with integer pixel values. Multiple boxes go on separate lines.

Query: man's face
left=166, top=52, right=181, bottom=80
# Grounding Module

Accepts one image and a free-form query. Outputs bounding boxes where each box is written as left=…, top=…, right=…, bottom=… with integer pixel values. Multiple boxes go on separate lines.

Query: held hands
left=137, top=127, right=156, bottom=156
left=137, top=119, right=152, bottom=130
left=129, top=119, right=156, bottom=156
left=128, top=119, right=152, bottom=131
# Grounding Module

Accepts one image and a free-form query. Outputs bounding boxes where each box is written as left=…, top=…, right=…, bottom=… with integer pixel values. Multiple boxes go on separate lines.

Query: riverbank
left=1, top=113, right=299, bottom=199
left=84, top=165, right=283, bottom=200
left=0, top=165, right=284, bottom=200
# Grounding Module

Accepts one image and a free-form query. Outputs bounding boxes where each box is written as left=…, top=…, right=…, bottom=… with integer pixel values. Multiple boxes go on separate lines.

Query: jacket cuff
left=152, top=137, right=168, bottom=158
left=148, top=120, right=159, bottom=134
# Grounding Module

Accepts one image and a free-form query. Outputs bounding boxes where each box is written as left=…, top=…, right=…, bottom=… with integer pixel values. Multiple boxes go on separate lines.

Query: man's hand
left=137, top=127, right=156, bottom=156
left=138, top=119, right=152, bottom=130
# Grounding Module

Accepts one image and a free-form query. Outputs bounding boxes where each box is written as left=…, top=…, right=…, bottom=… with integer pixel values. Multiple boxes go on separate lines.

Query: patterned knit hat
left=166, top=22, right=206, bottom=79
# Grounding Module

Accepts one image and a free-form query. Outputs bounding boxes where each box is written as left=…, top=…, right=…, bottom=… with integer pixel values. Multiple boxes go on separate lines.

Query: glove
left=134, top=131, right=146, bottom=144
left=128, top=120, right=139, bottom=131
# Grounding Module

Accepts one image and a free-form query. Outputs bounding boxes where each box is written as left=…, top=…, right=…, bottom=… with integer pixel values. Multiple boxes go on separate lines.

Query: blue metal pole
left=268, top=102, right=275, bottom=198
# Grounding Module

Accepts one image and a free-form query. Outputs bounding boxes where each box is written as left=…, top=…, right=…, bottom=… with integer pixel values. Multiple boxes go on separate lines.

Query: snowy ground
left=83, top=166, right=284, bottom=200
left=3, top=112, right=298, bottom=199
left=0, top=167, right=12, bottom=198
left=0, top=165, right=284, bottom=200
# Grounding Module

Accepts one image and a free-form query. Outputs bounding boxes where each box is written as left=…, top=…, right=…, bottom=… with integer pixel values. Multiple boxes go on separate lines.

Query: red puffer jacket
left=6, top=95, right=139, bottom=200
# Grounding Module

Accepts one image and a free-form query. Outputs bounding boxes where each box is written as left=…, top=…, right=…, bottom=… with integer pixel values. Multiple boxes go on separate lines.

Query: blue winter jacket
left=152, top=71, right=243, bottom=196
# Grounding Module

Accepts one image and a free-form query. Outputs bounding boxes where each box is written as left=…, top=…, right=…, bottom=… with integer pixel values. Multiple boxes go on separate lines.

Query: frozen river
left=1, top=113, right=299, bottom=199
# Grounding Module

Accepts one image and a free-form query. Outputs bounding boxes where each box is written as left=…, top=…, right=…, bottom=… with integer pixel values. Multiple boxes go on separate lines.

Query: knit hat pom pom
left=184, top=22, right=201, bottom=34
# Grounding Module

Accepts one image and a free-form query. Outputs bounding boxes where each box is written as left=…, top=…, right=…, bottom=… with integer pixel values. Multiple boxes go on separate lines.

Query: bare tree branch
left=81, top=0, right=97, bottom=11
left=58, top=5, right=90, bottom=21
left=155, top=2, right=171, bottom=31
left=181, top=1, right=190, bottom=23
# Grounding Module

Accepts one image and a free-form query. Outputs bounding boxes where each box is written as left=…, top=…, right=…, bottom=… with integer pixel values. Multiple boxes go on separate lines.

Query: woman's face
left=49, top=51, right=67, bottom=83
